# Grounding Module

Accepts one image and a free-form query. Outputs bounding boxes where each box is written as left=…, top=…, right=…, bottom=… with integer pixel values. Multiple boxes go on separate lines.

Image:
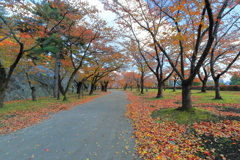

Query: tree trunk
left=137, top=84, right=140, bottom=91
left=62, top=70, right=78, bottom=101
left=140, top=86, right=144, bottom=94
left=26, top=72, right=37, bottom=101
left=81, top=83, right=84, bottom=98
left=104, top=82, right=108, bottom=92
left=78, top=82, right=83, bottom=99
left=214, top=78, right=223, bottom=99
left=31, top=86, right=36, bottom=101
left=53, top=54, right=60, bottom=97
left=101, top=83, right=104, bottom=91
left=173, top=80, right=176, bottom=92
left=123, top=83, right=127, bottom=91
left=156, top=82, right=163, bottom=98
left=84, top=83, right=88, bottom=92
left=76, top=82, right=81, bottom=94
left=0, top=87, right=6, bottom=108
left=201, top=80, right=207, bottom=93
left=0, top=65, right=7, bottom=108
left=58, top=79, right=64, bottom=95
left=179, top=81, right=192, bottom=111
left=89, top=84, right=95, bottom=95
left=63, top=95, right=68, bottom=101
left=140, top=72, right=144, bottom=94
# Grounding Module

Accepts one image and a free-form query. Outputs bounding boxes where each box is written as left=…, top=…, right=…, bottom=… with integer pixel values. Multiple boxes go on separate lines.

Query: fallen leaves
left=125, top=91, right=240, bottom=159
left=0, top=91, right=110, bottom=134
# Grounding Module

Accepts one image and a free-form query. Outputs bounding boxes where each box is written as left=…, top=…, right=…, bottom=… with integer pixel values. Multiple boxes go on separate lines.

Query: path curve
left=0, top=90, right=139, bottom=160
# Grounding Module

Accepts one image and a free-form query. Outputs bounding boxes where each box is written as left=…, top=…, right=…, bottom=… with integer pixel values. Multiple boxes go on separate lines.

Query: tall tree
left=209, top=27, right=240, bottom=99
left=102, top=0, right=240, bottom=110
left=0, top=0, right=79, bottom=108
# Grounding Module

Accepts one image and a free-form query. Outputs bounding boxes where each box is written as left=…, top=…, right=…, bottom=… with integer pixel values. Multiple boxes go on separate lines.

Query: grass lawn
left=0, top=91, right=109, bottom=134
left=126, top=89, right=240, bottom=160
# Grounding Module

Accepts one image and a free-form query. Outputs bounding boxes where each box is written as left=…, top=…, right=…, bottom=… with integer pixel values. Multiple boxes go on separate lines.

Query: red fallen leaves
left=203, top=151, right=211, bottom=155
left=125, top=91, right=240, bottom=159
left=193, top=120, right=240, bottom=138
left=0, top=92, right=110, bottom=135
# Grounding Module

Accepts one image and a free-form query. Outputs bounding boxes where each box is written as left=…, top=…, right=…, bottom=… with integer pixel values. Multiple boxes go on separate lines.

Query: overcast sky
left=88, top=0, right=116, bottom=27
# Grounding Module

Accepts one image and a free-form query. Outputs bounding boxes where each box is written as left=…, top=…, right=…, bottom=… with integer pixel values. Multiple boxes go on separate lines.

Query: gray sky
left=88, top=0, right=116, bottom=27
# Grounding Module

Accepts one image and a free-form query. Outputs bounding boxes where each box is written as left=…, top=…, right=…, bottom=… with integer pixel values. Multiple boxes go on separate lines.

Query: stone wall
left=4, top=73, right=54, bottom=102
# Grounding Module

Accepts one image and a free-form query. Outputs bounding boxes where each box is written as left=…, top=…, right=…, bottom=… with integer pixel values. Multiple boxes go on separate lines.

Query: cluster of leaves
left=0, top=91, right=110, bottom=134
left=125, top=90, right=240, bottom=159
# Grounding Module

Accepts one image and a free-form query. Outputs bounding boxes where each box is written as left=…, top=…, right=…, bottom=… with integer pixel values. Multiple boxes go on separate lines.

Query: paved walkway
left=0, top=90, right=139, bottom=160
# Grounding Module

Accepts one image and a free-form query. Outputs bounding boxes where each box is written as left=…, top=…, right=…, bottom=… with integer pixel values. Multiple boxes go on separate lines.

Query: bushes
left=220, top=85, right=240, bottom=91
left=166, top=85, right=240, bottom=91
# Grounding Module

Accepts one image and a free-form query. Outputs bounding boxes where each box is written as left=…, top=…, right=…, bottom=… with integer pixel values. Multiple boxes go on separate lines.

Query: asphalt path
left=0, top=90, right=139, bottom=160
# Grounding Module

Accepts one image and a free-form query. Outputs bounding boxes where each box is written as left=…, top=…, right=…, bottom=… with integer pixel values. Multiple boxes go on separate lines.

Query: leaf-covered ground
left=125, top=90, right=240, bottom=160
left=0, top=92, right=110, bottom=135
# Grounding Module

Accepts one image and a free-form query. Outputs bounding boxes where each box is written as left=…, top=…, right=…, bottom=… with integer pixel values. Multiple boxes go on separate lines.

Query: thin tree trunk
left=214, top=78, right=222, bottom=99
left=78, top=82, right=83, bottom=99
left=173, top=80, right=176, bottom=92
left=178, top=80, right=192, bottom=111
left=84, top=84, right=88, bottom=92
left=26, top=73, right=37, bottom=101
left=54, top=53, right=60, bottom=97
left=58, top=78, right=64, bottom=95
left=62, top=70, right=78, bottom=101
left=31, top=87, right=36, bottom=101
left=140, top=72, right=144, bottom=94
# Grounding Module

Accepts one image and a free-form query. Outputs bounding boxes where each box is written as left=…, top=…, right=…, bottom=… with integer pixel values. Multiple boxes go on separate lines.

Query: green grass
left=146, top=89, right=240, bottom=104
left=148, top=89, right=240, bottom=124
left=151, top=107, right=218, bottom=125
left=190, top=90, right=240, bottom=104
left=0, top=93, right=99, bottom=119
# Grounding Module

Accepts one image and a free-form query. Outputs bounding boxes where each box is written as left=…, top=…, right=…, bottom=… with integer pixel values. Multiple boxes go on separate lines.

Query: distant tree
left=230, top=73, right=240, bottom=85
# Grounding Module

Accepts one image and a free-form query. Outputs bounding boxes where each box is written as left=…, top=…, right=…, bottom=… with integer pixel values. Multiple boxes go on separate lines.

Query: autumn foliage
left=125, top=91, right=240, bottom=159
